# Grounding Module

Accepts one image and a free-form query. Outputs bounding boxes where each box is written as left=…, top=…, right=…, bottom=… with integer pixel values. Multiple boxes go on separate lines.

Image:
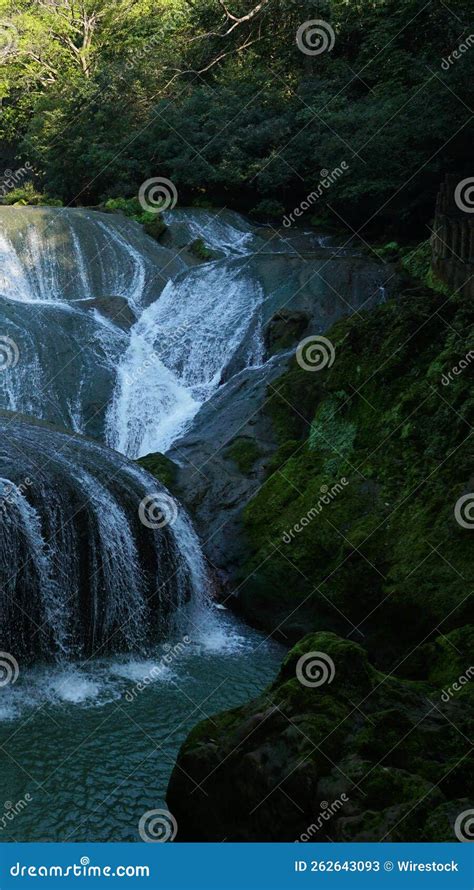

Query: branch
left=192, top=0, right=270, bottom=40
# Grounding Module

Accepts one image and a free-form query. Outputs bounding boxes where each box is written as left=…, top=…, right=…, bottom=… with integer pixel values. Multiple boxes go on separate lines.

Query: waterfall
left=106, top=260, right=265, bottom=456
left=0, top=204, right=393, bottom=668
left=0, top=416, right=203, bottom=663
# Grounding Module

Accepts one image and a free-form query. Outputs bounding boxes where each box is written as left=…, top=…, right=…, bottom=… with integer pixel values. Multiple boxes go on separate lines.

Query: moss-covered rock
left=188, top=237, right=218, bottom=262
left=224, top=437, right=263, bottom=475
left=236, top=286, right=474, bottom=667
left=137, top=452, right=178, bottom=493
left=167, top=633, right=474, bottom=841
left=102, top=197, right=167, bottom=241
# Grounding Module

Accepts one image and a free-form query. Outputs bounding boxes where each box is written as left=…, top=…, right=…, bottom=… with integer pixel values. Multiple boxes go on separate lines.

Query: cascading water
left=0, top=203, right=390, bottom=841
left=106, top=260, right=265, bottom=456
left=0, top=203, right=394, bottom=665
left=0, top=206, right=185, bottom=438
left=0, top=415, right=205, bottom=662
left=0, top=205, right=388, bottom=458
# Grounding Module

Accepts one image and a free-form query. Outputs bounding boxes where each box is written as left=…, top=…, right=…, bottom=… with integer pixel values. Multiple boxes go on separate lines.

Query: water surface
left=0, top=611, right=284, bottom=842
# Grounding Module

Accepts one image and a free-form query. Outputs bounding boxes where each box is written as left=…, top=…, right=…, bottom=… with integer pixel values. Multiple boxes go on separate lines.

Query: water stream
left=0, top=204, right=390, bottom=841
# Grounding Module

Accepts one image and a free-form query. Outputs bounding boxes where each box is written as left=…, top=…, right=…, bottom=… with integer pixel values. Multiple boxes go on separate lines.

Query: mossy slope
left=167, top=632, right=474, bottom=841
left=237, top=286, right=473, bottom=668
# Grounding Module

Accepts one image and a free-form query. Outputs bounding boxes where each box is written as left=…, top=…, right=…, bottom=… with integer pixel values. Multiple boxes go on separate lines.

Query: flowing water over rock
left=0, top=415, right=206, bottom=662
left=0, top=205, right=394, bottom=456
left=0, top=204, right=394, bottom=840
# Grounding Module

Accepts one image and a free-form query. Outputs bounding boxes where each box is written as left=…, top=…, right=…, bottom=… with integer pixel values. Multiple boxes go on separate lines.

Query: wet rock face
left=167, top=632, right=474, bottom=842
left=167, top=250, right=396, bottom=579
left=264, top=309, right=310, bottom=354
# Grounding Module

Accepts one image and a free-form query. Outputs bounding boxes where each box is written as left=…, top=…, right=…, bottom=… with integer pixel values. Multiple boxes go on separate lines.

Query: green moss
left=238, top=282, right=474, bottom=669
left=103, top=196, right=167, bottom=240
left=225, top=437, right=262, bottom=475
left=188, top=237, right=218, bottom=262
left=168, top=632, right=474, bottom=841
left=137, top=452, right=178, bottom=492
left=402, top=240, right=450, bottom=294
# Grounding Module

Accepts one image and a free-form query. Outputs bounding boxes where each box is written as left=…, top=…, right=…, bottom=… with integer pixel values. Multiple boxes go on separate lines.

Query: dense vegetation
left=1, top=0, right=472, bottom=235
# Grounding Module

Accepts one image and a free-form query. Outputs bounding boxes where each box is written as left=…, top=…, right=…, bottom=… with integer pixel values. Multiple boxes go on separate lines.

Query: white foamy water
left=106, top=260, right=265, bottom=456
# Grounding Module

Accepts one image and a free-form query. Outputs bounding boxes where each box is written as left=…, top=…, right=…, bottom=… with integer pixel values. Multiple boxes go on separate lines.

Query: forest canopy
left=0, top=0, right=472, bottom=235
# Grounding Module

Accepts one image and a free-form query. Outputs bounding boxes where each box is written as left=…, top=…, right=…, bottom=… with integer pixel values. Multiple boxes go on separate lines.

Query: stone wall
left=431, top=174, right=474, bottom=298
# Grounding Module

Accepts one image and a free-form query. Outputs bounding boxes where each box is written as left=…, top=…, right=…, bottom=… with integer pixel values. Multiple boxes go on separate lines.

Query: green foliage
left=402, top=240, right=450, bottom=294
left=103, top=197, right=167, bottom=240
left=1, top=182, right=61, bottom=206
left=0, top=0, right=470, bottom=235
